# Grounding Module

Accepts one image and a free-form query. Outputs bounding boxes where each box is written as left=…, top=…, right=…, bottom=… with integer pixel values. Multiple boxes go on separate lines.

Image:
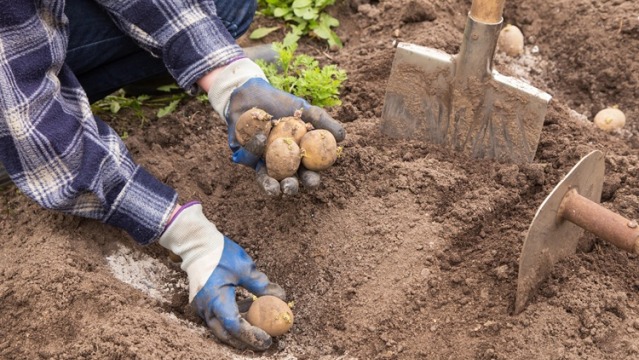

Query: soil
left=2, top=0, right=639, bottom=359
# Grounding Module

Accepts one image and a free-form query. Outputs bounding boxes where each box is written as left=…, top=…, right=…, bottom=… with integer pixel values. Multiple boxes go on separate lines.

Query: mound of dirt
left=1, top=0, right=638, bottom=359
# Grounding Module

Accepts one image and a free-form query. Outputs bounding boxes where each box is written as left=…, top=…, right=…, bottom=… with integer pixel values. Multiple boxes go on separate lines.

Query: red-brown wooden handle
left=470, top=0, right=506, bottom=23
left=559, top=189, right=639, bottom=254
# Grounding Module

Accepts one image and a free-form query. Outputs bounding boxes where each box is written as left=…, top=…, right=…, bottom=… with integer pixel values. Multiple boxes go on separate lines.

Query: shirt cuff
left=163, top=16, right=245, bottom=95
left=105, top=166, right=178, bottom=245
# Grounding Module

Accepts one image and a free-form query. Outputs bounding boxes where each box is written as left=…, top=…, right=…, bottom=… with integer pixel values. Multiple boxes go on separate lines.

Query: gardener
left=0, top=0, right=345, bottom=351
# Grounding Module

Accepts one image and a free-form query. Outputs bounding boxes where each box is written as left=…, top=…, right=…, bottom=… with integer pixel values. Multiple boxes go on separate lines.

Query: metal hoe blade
left=382, top=15, right=551, bottom=163
left=514, top=150, right=605, bottom=314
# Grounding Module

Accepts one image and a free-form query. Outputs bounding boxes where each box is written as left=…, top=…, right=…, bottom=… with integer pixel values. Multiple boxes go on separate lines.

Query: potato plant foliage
left=91, top=85, right=209, bottom=123
left=251, top=0, right=342, bottom=49
left=256, top=43, right=347, bottom=108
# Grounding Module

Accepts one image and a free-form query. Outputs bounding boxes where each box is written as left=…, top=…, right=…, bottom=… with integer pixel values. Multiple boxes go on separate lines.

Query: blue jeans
left=65, top=0, right=257, bottom=102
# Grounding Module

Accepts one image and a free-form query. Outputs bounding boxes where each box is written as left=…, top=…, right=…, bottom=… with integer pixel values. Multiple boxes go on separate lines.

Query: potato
left=265, top=137, right=301, bottom=181
left=267, top=115, right=313, bottom=147
left=235, top=107, right=273, bottom=146
left=594, top=107, right=626, bottom=131
left=300, top=130, right=338, bottom=171
left=497, top=24, right=524, bottom=57
left=246, top=295, right=294, bottom=337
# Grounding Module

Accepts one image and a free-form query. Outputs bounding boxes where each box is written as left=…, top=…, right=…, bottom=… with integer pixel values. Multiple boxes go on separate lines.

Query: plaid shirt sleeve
left=96, top=0, right=246, bottom=94
left=0, top=2, right=179, bottom=245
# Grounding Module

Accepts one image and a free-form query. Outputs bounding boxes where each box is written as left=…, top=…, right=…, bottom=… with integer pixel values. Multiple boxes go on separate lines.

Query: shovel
left=515, top=150, right=639, bottom=314
left=381, top=0, right=551, bottom=163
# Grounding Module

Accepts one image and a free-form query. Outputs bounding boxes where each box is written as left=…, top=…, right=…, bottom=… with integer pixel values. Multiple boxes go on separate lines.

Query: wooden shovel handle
left=470, top=0, right=506, bottom=23
left=559, top=189, right=639, bottom=254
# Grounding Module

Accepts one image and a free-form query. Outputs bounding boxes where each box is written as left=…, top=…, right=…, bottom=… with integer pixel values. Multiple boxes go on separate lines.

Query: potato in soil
left=300, top=129, right=338, bottom=171
left=593, top=107, right=625, bottom=131
left=267, top=115, right=312, bottom=147
left=265, top=137, right=301, bottom=181
left=497, top=24, right=524, bottom=57
left=246, top=296, right=294, bottom=337
left=235, top=107, right=273, bottom=146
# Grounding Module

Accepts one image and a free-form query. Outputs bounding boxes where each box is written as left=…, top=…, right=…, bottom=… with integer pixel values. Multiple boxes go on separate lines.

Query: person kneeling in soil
left=0, top=0, right=345, bottom=351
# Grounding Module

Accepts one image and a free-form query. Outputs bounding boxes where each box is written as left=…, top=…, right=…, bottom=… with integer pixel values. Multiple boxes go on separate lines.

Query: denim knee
left=216, top=0, right=258, bottom=39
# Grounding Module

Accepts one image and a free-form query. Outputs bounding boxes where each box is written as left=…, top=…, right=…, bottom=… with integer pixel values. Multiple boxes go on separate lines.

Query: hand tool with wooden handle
left=382, top=0, right=551, bottom=163
left=515, top=150, right=639, bottom=313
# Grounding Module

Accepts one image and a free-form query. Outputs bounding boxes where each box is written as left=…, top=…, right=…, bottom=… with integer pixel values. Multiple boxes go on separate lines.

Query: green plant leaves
left=157, top=99, right=181, bottom=118
left=283, top=32, right=301, bottom=48
left=310, top=13, right=341, bottom=48
left=91, top=85, right=193, bottom=123
left=292, top=0, right=312, bottom=8
left=294, top=7, right=319, bottom=20
left=257, top=0, right=342, bottom=48
left=156, top=84, right=180, bottom=92
left=315, top=0, right=333, bottom=7
left=273, top=7, right=290, bottom=17
left=109, top=101, right=121, bottom=114
left=249, top=26, right=280, bottom=40
left=255, top=42, right=347, bottom=108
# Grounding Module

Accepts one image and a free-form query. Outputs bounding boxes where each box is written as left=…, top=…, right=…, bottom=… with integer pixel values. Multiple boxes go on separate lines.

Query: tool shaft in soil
left=559, top=188, right=639, bottom=254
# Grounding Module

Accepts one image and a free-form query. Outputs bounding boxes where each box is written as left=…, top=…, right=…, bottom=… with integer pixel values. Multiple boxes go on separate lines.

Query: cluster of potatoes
left=236, top=107, right=340, bottom=180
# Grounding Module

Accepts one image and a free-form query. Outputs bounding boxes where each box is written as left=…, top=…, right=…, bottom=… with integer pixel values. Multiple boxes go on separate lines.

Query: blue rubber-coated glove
left=159, top=202, right=286, bottom=350
left=208, top=58, right=345, bottom=196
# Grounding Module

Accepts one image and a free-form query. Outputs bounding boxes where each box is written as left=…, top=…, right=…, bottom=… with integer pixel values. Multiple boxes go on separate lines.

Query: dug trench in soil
left=1, top=0, right=639, bottom=359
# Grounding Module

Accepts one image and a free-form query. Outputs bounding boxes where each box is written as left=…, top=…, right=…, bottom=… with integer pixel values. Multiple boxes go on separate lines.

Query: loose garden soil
left=1, top=0, right=639, bottom=359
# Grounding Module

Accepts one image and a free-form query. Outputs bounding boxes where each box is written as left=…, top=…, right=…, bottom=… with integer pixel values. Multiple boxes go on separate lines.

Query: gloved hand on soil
left=205, top=58, right=346, bottom=197
left=159, top=201, right=286, bottom=350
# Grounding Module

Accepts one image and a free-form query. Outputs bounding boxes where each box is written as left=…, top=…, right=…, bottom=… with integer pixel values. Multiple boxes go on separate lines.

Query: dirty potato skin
left=267, top=116, right=312, bottom=147
left=246, top=296, right=294, bottom=337
left=265, top=137, right=302, bottom=181
left=593, top=107, right=626, bottom=131
left=235, top=107, right=273, bottom=146
left=300, top=129, right=338, bottom=171
left=497, top=24, right=524, bottom=57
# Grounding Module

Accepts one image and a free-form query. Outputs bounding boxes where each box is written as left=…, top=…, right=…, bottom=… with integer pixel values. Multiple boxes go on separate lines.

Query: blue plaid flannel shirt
left=0, top=1, right=244, bottom=244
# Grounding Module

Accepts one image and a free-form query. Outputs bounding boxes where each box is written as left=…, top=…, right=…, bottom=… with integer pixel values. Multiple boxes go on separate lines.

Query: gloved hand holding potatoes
left=204, top=58, right=345, bottom=196
left=159, top=202, right=289, bottom=350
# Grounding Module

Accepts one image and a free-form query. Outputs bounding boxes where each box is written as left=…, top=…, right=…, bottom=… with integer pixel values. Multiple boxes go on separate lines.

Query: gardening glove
left=159, top=202, right=286, bottom=350
left=207, top=58, right=345, bottom=196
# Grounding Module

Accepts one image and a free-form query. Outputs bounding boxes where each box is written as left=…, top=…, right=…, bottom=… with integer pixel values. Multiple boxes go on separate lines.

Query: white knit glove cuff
left=159, top=204, right=224, bottom=302
left=207, top=58, right=268, bottom=120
